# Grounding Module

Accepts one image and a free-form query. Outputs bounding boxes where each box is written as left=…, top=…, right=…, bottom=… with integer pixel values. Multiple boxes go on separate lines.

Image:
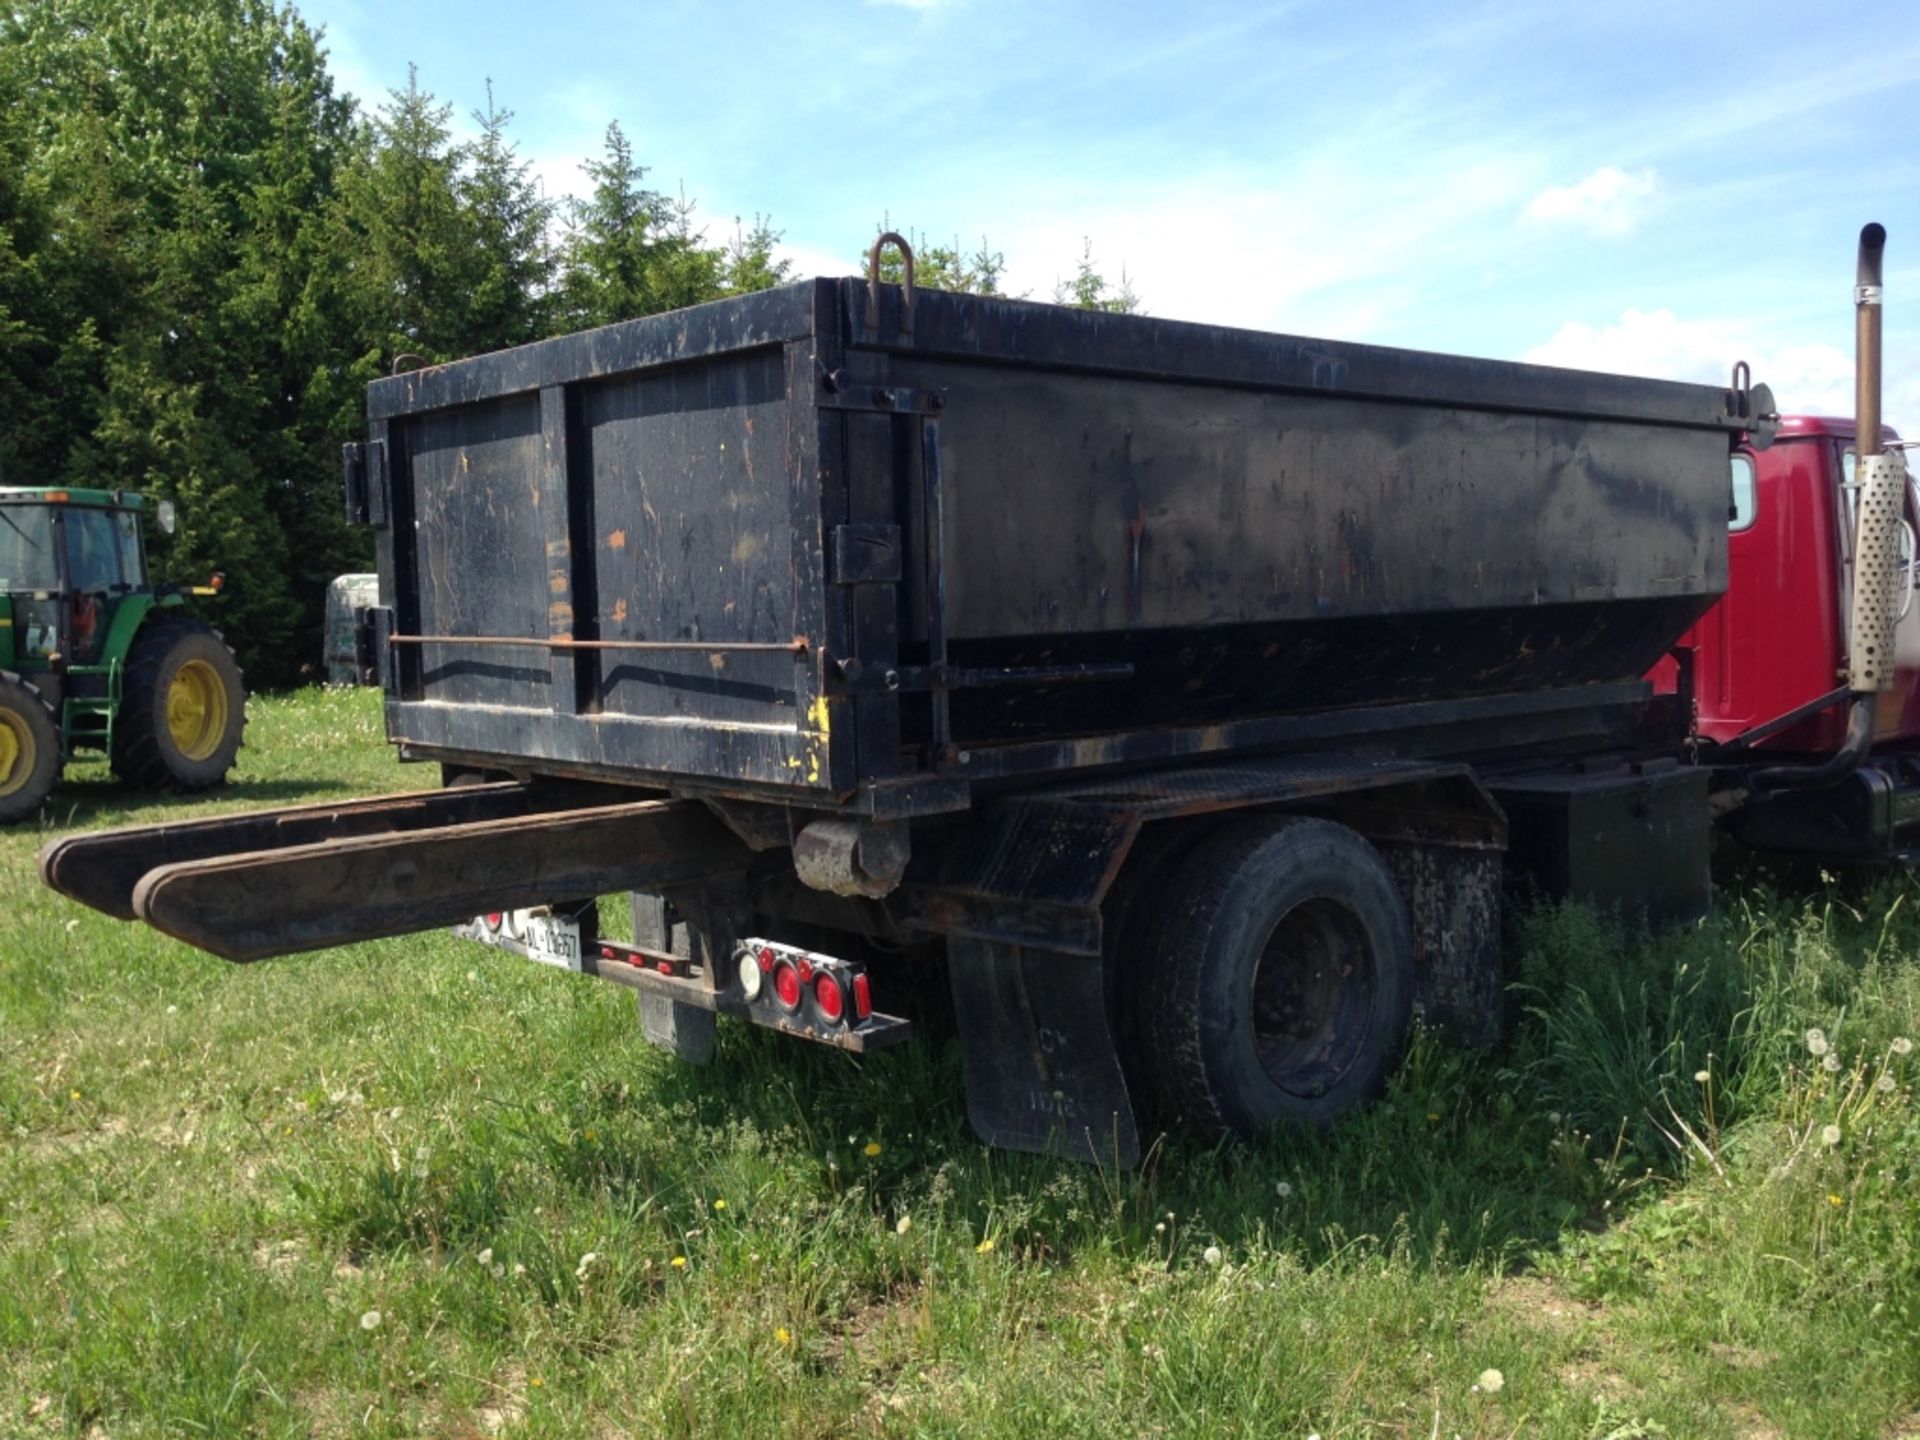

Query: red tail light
left=771, top=958, right=803, bottom=1011
left=813, top=972, right=846, bottom=1024
left=852, top=972, right=872, bottom=1020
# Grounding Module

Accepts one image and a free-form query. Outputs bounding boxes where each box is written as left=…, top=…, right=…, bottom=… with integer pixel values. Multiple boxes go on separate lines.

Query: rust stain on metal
left=609, top=529, right=627, bottom=550
left=613, top=598, right=628, bottom=624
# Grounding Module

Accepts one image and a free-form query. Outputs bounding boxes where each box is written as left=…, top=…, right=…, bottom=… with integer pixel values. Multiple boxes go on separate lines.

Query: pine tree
left=461, top=81, right=555, bottom=352
left=1054, top=237, right=1140, bottom=313
left=333, top=66, right=474, bottom=364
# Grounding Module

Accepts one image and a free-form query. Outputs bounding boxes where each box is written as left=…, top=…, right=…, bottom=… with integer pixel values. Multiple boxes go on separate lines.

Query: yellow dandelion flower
left=68, top=1089, right=80, bottom=1101
left=864, top=1141, right=883, bottom=1157
left=529, top=1376, right=543, bottom=1388
left=671, top=1256, right=688, bottom=1269
left=975, top=1238, right=995, bottom=1255
left=1828, top=1193, right=1844, bottom=1207
left=775, top=1326, right=792, bottom=1345
left=713, top=1199, right=727, bottom=1211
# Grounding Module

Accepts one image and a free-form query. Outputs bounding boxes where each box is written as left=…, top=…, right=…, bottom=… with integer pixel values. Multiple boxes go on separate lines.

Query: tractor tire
left=111, top=619, right=247, bottom=791
left=1134, top=815, right=1414, bottom=1138
left=0, top=670, right=60, bottom=823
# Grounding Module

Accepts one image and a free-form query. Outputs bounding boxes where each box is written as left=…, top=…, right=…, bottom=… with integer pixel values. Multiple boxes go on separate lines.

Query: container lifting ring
left=867, top=232, right=915, bottom=343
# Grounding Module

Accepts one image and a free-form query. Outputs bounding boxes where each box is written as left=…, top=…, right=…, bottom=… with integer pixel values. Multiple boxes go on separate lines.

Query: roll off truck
left=40, top=226, right=1910, bottom=1163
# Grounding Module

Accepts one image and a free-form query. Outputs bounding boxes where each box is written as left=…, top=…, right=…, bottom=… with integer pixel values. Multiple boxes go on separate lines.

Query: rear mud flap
left=946, top=938, right=1140, bottom=1166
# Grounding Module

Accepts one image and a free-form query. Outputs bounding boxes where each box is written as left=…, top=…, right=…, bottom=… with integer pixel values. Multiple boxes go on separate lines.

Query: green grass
left=3, top=686, right=1919, bottom=1437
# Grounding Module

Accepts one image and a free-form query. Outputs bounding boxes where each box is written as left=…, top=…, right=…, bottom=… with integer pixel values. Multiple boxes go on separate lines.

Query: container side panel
left=403, top=395, right=553, bottom=710
left=904, top=361, right=1725, bottom=639
left=585, top=347, right=800, bottom=726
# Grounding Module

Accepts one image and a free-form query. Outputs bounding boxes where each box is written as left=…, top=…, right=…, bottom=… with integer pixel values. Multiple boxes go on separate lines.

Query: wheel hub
left=166, top=659, right=228, bottom=762
left=1249, top=899, right=1376, bottom=1099
left=0, top=707, right=32, bottom=799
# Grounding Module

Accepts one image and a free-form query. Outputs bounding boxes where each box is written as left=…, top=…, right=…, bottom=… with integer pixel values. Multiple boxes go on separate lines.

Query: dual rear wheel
left=1128, top=816, right=1415, bottom=1137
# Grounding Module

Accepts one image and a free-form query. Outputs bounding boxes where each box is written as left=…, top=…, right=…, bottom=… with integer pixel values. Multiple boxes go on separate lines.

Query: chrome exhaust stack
left=1755, top=223, right=1899, bottom=791
left=1846, top=223, right=1902, bottom=695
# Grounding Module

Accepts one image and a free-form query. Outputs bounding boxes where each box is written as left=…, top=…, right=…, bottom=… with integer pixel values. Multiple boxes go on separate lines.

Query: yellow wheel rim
left=167, top=659, right=229, bottom=762
left=0, top=705, right=34, bottom=800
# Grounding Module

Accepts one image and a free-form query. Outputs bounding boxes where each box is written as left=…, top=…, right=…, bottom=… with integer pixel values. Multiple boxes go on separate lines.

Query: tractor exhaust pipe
left=1755, top=223, right=1896, bottom=793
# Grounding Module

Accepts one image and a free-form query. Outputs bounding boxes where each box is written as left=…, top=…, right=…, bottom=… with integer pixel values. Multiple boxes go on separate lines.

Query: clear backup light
left=736, top=948, right=765, bottom=1000
left=737, top=952, right=763, bottom=999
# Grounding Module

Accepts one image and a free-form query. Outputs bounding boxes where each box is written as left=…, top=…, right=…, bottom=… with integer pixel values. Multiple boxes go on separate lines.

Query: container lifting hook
left=866, top=232, right=915, bottom=343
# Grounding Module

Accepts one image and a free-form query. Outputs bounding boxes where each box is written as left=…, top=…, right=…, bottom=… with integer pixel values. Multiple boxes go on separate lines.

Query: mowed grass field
left=3, top=688, right=1919, bottom=1439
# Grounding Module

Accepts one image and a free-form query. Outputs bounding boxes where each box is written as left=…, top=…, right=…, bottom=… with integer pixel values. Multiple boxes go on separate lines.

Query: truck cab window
left=1730, top=454, right=1757, bottom=531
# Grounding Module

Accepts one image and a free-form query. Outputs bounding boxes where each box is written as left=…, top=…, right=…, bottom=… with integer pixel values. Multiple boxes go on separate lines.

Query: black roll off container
left=43, top=240, right=1768, bottom=1162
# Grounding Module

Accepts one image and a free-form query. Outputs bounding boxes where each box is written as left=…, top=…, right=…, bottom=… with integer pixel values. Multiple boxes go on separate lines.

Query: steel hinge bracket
left=817, top=369, right=945, bottom=416
left=342, top=439, right=390, bottom=527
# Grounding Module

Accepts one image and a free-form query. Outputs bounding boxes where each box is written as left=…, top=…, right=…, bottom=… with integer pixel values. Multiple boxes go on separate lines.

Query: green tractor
left=0, top=486, right=247, bottom=822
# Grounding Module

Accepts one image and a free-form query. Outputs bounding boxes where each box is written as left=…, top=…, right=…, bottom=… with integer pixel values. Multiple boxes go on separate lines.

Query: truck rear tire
left=0, top=671, right=60, bottom=823
left=1135, top=816, right=1414, bottom=1137
left=112, top=620, right=247, bottom=791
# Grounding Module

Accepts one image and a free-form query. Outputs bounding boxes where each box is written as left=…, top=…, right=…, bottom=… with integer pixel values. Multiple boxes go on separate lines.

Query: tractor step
left=40, top=782, right=745, bottom=961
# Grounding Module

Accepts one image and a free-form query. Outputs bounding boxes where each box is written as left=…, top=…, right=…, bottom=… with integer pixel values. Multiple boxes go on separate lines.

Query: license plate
left=453, top=908, right=584, bottom=971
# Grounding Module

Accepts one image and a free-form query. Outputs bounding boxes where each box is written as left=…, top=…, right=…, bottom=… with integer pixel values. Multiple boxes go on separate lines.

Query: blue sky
left=302, top=0, right=1920, bottom=430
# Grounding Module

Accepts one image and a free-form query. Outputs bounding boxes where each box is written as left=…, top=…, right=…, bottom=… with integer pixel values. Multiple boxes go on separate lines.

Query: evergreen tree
left=1, top=0, right=366, bottom=680
left=558, top=124, right=747, bottom=327
left=334, top=66, right=473, bottom=363
left=721, top=216, right=794, bottom=295
left=1054, top=237, right=1140, bottom=313
left=461, top=81, right=555, bottom=352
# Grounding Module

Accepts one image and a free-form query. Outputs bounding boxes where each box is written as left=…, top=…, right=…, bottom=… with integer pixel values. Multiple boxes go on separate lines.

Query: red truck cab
left=1650, top=415, right=1920, bottom=860
left=1654, top=416, right=1914, bottom=753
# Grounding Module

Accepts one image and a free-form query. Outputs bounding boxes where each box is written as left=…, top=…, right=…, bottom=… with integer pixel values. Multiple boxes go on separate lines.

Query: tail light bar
left=457, top=910, right=908, bottom=1052
left=583, top=934, right=903, bottom=1051
left=728, top=938, right=874, bottom=1033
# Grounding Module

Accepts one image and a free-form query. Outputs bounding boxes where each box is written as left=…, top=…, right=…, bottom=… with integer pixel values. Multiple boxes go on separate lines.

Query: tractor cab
left=3, top=487, right=156, bottom=687
left=0, top=487, right=244, bottom=822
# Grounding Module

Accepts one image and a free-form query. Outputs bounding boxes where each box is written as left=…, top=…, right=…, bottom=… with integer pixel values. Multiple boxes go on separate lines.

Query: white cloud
left=1523, top=307, right=1920, bottom=433
left=957, top=149, right=1536, bottom=339
left=1523, top=166, right=1658, bottom=237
